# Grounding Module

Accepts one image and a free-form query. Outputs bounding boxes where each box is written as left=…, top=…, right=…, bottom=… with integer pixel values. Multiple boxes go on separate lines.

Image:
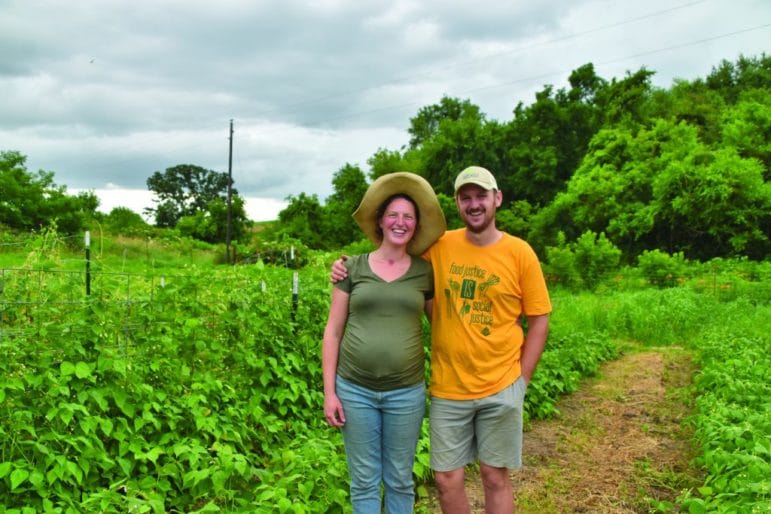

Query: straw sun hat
left=353, top=172, right=446, bottom=256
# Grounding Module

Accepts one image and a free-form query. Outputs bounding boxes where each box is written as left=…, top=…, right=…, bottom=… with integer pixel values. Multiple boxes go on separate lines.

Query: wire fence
left=0, top=265, right=306, bottom=347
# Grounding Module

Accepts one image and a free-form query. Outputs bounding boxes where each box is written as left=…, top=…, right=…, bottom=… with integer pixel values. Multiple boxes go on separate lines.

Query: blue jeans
left=336, top=375, right=426, bottom=514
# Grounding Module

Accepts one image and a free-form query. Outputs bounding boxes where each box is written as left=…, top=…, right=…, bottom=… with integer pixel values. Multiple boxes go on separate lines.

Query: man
left=333, top=166, right=551, bottom=513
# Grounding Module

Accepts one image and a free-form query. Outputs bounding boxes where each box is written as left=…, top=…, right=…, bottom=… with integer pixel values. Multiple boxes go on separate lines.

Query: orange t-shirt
left=423, top=229, right=552, bottom=400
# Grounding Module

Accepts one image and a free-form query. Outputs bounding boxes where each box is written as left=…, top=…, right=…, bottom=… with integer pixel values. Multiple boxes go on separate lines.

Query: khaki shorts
left=429, top=376, right=527, bottom=472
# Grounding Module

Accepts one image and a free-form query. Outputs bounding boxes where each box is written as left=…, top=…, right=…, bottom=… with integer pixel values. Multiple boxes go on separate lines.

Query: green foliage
left=504, top=63, right=605, bottom=206
left=0, top=263, right=346, bottom=512
left=367, top=148, right=411, bottom=180
left=416, top=113, right=503, bottom=197
left=436, top=193, right=462, bottom=230
left=1, top=233, right=768, bottom=512
left=323, top=164, right=369, bottom=249
left=177, top=196, right=250, bottom=244
left=637, top=249, right=688, bottom=288
left=545, top=231, right=621, bottom=291
left=103, top=207, right=151, bottom=236
left=595, top=67, right=655, bottom=127
left=249, top=236, right=310, bottom=269
left=705, top=54, right=771, bottom=104
left=272, top=193, right=326, bottom=249
left=572, top=231, right=622, bottom=291
left=679, top=324, right=771, bottom=512
left=544, top=232, right=581, bottom=290
left=531, top=116, right=769, bottom=261
left=496, top=200, right=533, bottom=238
left=407, top=96, right=484, bottom=151
left=720, top=87, right=771, bottom=174
left=652, top=145, right=769, bottom=259
left=0, top=151, right=98, bottom=234
left=145, top=164, right=245, bottom=241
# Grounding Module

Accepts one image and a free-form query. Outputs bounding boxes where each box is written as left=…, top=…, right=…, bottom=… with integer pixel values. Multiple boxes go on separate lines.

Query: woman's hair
left=375, top=193, right=420, bottom=240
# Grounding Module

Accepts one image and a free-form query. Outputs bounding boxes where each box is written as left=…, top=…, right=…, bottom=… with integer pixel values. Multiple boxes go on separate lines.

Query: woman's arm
left=322, top=287, right=350, bottom=427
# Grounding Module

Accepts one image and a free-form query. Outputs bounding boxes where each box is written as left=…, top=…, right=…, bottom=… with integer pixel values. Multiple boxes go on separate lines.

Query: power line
left=16, top=1, right=767, bottom=181
left=238, top=1, right=714, bottom=120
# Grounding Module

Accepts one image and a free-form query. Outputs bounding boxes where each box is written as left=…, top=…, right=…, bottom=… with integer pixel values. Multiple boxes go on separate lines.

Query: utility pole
left=225, top=119, right=234, bottom=264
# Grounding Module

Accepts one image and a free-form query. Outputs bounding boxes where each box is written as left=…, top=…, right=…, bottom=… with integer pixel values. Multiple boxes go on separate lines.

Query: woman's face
left=379, top=197, right=417, bottom=247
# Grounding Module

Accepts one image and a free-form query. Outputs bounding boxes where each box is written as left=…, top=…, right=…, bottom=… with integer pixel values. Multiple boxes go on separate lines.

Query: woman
left=322, top=172, right=446, bottom=513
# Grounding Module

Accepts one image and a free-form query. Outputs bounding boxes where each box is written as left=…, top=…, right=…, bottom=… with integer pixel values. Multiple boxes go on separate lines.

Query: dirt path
left=419, top=346, right=702, bottom=513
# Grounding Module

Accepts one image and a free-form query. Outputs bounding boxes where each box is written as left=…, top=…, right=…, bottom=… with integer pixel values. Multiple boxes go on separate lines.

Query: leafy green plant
left=545, top=230, right=621, bottom=291
left=637, top=249, right=687, bottom=287
left=680, top=329, right=771, bottom=512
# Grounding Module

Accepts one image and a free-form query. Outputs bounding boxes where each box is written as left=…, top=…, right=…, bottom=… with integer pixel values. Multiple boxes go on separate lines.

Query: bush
left=637, top=249, right=687, bottom=287
left=573, top=231, right=622, bottom=290
left=545, top=231, right=621, bottom=291
left=249, top=236, right=310, bottom=269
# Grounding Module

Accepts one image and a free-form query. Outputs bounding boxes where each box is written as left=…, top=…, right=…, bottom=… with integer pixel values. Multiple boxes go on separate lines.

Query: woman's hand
left=324, top=393, right=346, bottom=427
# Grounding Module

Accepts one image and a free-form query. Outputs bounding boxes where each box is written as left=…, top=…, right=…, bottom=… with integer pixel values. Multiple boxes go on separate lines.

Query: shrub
left=637, top=249, right=687, bottom=287
left=546, top=231, right=621, bottom=291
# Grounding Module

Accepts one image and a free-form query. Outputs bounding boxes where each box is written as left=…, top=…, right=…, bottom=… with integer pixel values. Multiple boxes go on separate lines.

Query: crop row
left=679, top=327, right=770, bottom=513
left=0, top=262, right=623, bottom=513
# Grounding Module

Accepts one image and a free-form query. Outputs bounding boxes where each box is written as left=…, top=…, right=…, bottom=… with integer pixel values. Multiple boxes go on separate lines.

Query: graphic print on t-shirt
left=444, top=262, right=500, bottom=336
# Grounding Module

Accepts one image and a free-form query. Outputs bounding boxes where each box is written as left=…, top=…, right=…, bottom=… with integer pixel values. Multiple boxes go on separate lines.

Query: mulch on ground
left=420, top=346, right=701, bottom=513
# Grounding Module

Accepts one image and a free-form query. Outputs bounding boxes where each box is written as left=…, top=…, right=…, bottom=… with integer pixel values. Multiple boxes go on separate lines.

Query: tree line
left=0, top=157, right=249, bottom=245
left=1, top=54, right=768, bottom=263
left=268, top=55, right=769, bottom=263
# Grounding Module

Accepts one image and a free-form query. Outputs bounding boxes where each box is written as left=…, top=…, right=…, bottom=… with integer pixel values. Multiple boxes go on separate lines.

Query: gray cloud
left=1, top=0, right=768, bottom=220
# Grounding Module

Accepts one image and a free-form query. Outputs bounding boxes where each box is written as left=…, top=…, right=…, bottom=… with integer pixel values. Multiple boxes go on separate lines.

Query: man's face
left=455, top=184, right=502, bottom=233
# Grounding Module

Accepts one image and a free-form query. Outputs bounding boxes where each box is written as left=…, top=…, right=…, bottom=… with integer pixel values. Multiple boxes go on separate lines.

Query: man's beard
left=463, top=208, right=494, bottom=233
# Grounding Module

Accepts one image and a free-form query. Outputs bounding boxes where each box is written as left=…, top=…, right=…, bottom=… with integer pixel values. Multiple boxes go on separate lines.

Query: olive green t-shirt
left=334, top=253, right=433, bottom=391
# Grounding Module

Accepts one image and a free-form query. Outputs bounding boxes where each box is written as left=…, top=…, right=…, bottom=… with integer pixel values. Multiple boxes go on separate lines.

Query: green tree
left=572, top=230, right=622, bottom=291
left=705, top=54, right=771, bottom=104
left=528, top=125, right=653, bottom=256
left=408, top=96, right=484, bottom=150
left=146, top=164, right=234, bottom=227
left=0, top=150, right=97, bottom=233
left=367, top=148, right=411, bottom=180
left=273, top=193, right=326, bottom=249
left=418, top=117, right=503, bottom=196
left=496, top=200, right=533, bottom=240
left=595, top=67, right=655, bottom=127
left=651, top=78, right=726, bottom=145
left=177, top=196, right=249, bottom=244
left=720, top=88, right=771, bottom=174
left=652, top=145, right=769, bottom=259
left=324, top=164, right=369, bottom=248
left=500, top=63, right=606, bottom=206
left=104, top=207, right=149, bottom=236
left=530, top=118, right=770, bottom=261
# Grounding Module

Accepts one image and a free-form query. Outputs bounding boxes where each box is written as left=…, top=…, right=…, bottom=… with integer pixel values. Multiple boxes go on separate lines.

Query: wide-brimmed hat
left=353, top=172, right=446, bottom=255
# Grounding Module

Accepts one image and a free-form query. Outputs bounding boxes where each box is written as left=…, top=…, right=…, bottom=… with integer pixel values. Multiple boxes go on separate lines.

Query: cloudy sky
left=1, top=0, right=768, bottom=221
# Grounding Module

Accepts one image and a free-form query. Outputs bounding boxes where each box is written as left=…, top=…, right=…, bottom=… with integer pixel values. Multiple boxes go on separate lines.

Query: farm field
left=0, top=236, right=769, bottom=513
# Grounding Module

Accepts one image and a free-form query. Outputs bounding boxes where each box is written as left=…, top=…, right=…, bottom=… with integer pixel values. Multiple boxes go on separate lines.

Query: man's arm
left=519, top=314, right=549, bottom=384
left=330, top=256, right=349, bottom=283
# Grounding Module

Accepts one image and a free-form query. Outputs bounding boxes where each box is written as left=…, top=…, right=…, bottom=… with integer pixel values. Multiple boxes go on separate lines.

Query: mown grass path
left=419, top=345, right=701, bottom=513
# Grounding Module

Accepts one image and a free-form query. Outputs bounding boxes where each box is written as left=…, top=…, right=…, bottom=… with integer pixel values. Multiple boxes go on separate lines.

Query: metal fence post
left=85, top=231, right=91, bottom=296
